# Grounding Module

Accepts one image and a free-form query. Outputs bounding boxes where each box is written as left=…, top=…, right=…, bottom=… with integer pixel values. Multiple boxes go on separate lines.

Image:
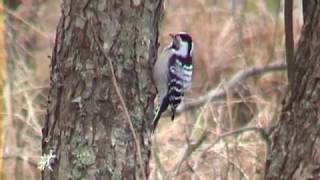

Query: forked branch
left=178, top=62, right=286, bottom=112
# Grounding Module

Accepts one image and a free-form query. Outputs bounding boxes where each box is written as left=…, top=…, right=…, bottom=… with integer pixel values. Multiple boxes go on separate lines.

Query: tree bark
left=265, top=1, right=320, bottom=179
left=42, top=0, right=163, bottom=179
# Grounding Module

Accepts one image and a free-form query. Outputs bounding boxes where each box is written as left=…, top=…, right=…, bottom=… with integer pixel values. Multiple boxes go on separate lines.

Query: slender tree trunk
left=42, top=0, right=163, bottom=179
left=265, top=2, right=320, bottom=179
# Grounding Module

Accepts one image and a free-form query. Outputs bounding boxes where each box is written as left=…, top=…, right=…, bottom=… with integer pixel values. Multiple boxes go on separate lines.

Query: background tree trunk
left=42, top=0, right=163, bottom=179
left=265, top=1, right=320, bottom=179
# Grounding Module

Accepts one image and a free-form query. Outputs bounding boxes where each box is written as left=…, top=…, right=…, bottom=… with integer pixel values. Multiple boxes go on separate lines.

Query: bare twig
left=3, top=6, right=51, bottom=40
left=173, top=130, right=208, bottom=176
left=192, top=126, right=268, bottom=177
left=202, top=126, right=265, bottom=157
left=178, top=62, right=286, bottom=112
left=284, top=0, right=294, bottom=88
left=2, top=155, right=38, bottom=168
left=214, top=150, right=250, bottom=180
left=152, top=136, right=168, bottom=179
left=91, top=24, right=147, bottom=180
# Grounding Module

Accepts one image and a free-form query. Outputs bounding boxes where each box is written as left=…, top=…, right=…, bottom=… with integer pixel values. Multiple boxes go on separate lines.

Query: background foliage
left=3, top=0, right=302, bottom=179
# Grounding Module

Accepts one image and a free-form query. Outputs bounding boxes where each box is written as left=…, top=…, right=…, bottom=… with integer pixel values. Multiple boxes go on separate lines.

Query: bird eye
left=170, top=36, right=180, bottom=50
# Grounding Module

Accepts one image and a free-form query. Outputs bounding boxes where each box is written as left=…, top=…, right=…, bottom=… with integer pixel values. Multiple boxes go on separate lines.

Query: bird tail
left=152, top=96, right=169, bottom=133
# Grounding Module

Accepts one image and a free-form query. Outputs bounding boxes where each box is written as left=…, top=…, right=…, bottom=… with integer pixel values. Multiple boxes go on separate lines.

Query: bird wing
left=167, top=56, right=185, bottom=109
left=153, top=48, right=172, bottom=104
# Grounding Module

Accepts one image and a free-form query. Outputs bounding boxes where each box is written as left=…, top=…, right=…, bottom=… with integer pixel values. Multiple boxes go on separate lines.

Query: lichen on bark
left=42, top=0, right=163, bottom=179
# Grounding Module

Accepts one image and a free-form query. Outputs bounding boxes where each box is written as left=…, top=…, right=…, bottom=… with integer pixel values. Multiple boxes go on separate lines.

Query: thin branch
left=2, top=6, right=51, bottom=40
left=173, top=130, right=208, bottom=176
left=170, top=62, right=284, bottom=177
left=202, top=126, right=265, bottom=156
left=178, top=62, right=286, bottom=112
left=2, top=155, right=38, bottom=168
left=284, top=0, right=294, bottom=88
left=193, top=126, right=268, bottom=175
left=152, top=136, right=168, bottom=179
left=91, top=23, right=147, bottom=180
left=214, top=150, right=250, bottom=180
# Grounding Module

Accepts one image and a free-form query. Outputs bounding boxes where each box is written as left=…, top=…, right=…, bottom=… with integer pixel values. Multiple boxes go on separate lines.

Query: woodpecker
left=152, top=32, right=193, bottom=132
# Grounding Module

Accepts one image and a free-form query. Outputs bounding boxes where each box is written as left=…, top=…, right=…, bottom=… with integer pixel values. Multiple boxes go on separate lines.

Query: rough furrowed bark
left=42, top=0, right=163, bottom=179
left=265, top=2, right=320, bottom=179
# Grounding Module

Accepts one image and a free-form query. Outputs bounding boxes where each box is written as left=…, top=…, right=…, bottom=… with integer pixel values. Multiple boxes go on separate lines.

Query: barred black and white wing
left=167, top=55, right=192, bottom=120
left=152, top=55, right=193, bottom=131
left=152, top=48, right=172, bottom=131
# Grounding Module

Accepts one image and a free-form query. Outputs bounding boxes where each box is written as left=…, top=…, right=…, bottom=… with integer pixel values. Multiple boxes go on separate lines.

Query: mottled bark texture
left=265, top=2, right=320, bottom=179
left=42, top=0, right=163, bottom=179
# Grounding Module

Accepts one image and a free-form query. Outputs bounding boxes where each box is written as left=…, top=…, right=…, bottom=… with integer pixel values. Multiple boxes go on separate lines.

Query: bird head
left=169, top=32, right=193, bottom=58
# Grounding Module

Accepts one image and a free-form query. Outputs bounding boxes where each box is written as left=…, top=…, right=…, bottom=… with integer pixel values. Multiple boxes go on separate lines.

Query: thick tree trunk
left=42, top=0, right=163, bottom=179
left=265, top=2, right=320, bottom=179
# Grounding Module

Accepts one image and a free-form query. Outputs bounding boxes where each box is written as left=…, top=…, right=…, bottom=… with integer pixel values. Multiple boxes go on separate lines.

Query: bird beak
left=169, top=33, right=179, bottom=49
left=169, top=33, right=175, bottom=39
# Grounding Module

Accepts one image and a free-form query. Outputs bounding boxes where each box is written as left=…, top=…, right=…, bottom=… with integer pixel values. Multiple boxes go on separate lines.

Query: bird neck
left=172, top=54, right=192, bottom=66
left=172, top=42, right=191, bottom=58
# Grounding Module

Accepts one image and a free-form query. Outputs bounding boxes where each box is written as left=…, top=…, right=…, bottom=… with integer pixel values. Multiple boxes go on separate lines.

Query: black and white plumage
left=152, top=32, right=193, bottom=132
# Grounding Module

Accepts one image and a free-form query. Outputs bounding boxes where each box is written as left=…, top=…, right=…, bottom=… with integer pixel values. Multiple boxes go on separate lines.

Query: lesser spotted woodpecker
left=152, top=32, right=193, bottom=132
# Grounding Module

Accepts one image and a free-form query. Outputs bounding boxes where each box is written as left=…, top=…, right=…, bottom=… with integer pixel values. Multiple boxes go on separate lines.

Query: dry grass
left=3, top=0, right=58, bottom=179
left=151, top=0, right=302, bottom=179
left=3, top=0, right=302, bottom=179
